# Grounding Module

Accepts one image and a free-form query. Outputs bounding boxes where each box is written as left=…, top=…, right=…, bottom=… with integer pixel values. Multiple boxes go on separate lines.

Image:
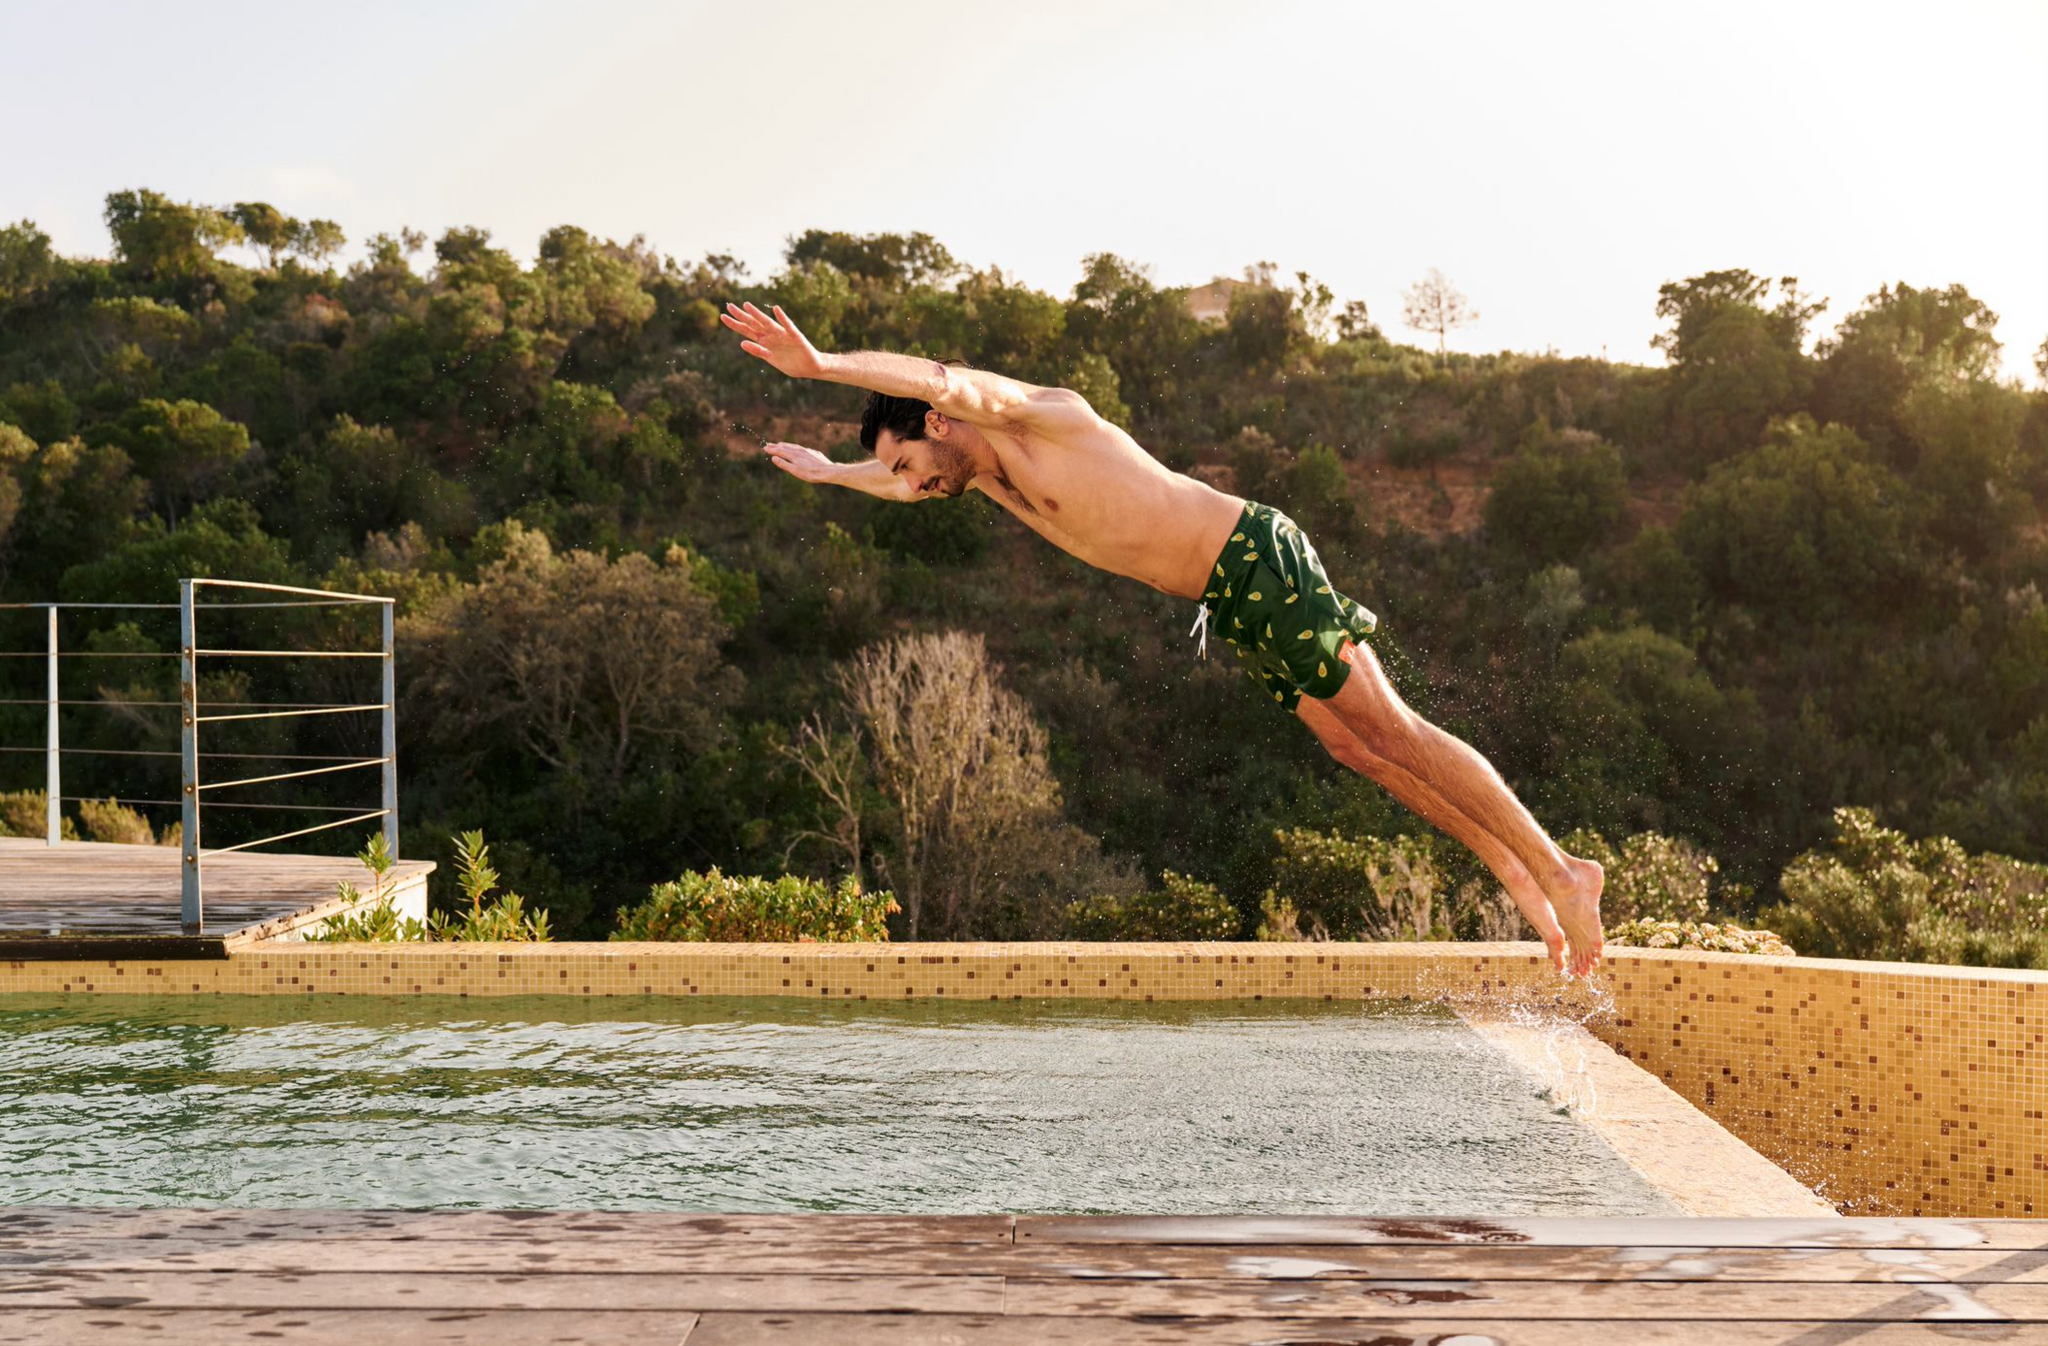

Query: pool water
left=0, top=995, right=1677, bottom=1216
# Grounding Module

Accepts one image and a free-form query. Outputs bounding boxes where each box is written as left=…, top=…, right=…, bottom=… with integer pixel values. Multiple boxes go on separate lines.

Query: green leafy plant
left=307, top=831, right=426, bottom=941
left=1762, top=807, right=2047, bottom=968
left=612, top=867, right=897, bottom=942
left=1064, top=870, right=1241, bottom=940
left=307, top=830, right=551, bottom=942
left=426, top=830, right=551, bottom=941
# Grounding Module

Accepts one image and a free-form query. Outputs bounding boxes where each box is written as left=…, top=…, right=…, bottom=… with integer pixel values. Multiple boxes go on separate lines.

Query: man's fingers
left=742, top=301, right=782, bottom=333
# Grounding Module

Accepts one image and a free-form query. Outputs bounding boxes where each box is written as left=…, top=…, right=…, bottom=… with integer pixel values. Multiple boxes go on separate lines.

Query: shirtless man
left=720, top=301, right=1605, bottom=976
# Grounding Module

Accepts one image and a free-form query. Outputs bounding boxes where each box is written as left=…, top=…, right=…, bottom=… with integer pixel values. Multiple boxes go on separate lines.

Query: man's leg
left=1295, top=693, right=1570, bottom=971
left=1311, top=638, right=1604, bottom=975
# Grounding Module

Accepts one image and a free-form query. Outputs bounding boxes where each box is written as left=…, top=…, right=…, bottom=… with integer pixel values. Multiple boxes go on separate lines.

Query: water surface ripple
left=0, top=995, right=1676, bottom=1215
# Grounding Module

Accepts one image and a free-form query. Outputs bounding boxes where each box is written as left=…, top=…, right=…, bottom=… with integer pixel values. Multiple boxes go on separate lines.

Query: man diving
left=719, top=300, right=1605, bottom=976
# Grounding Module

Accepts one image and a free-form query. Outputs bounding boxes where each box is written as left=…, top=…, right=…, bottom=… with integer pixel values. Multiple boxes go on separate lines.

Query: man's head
left=859, top=362, right=983, bottom=498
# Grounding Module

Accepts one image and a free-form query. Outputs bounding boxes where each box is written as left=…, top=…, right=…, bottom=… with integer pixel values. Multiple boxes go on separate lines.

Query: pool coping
left=1453, top=1005, right=1840, bottom=1219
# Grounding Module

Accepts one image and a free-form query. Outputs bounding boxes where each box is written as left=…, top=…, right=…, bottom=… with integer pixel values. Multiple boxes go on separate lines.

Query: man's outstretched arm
left=757, top=439, right=931, bottom=501
left=719, top=301, right=1090, bottom=431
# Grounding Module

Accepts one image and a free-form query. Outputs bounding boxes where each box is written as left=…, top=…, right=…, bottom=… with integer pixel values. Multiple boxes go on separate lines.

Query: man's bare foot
left=1499, top=869, right=1569, bottom=973
left=1546, top=853, right=1606, bottom=978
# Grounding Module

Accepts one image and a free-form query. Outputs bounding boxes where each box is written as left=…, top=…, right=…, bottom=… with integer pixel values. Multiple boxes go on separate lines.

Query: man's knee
left=1335, top=641, right=1415, bottom=755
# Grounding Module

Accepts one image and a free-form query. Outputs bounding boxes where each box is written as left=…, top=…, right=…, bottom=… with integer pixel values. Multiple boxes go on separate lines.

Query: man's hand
left=757, top=439, right=841, bottom=485
left=720, top=302, right=828, bottom=380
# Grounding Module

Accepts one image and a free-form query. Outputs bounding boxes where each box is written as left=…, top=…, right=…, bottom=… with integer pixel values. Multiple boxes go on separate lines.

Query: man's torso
left=964, top=413, right=1246, bottom=602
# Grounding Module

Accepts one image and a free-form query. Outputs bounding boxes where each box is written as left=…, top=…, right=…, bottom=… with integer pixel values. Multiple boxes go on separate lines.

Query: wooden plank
left=0, top=838, right=432, bottom=942
left=16, top=1221, right=2048, bottom=1278
left=0, top=1270, right=1003, bottom=1313
left=0, top=1308, right=696, bottom=1346
left=681, top=1313, right=2029, bottom=1345
left=0, top=1208, right=1016, bottom=1246
left=1009, top=1243, right=2048, bottom=1285
left=7, top=1270, right=2035, bottom=1322
left=1001, top=1276, right=2041, bottom=1320
left=11, top=1236, right=2047, bottom=1286
left=1016, top=1215, right=2048, bottom=1250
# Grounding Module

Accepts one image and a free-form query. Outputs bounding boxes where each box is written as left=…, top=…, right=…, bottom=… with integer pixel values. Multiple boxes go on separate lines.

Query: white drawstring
left=1188, top=601, right=1210, bottom=660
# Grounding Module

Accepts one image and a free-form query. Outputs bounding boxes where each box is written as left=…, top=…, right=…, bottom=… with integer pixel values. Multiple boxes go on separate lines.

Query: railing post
left=381, top=601, right=398, bottom=858
left=45, top=606, right=59, bottom=846
left=179, top=579, right=202, bottom=932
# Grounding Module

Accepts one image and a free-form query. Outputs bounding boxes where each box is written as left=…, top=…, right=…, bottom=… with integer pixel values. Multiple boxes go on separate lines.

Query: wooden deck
left=0, top=838, right=434, bottom=958
left=1, top=1209, right=2043, bottom=1342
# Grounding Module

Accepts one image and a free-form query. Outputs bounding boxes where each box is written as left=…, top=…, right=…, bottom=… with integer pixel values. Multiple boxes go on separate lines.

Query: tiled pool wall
left=1593, top=952, right=2045, bottom=1219
left=3, top=941, right=2041, bottom=1218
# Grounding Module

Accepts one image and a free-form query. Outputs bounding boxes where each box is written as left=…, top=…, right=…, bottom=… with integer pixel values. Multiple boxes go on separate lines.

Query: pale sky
left=6, top=0, right=2045, bottom=384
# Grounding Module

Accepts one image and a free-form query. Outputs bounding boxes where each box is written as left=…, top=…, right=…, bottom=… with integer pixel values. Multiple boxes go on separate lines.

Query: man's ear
left=925, top=408, right=949, bottom=438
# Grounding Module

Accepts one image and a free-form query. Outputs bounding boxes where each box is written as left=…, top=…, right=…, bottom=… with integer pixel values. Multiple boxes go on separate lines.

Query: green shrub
left=1762, top=807, right=2048, bottom=968
left=75, top=797, right=161, bottom=846
left=612, top=867, right=898, bottom=942
left=1064, top=870, right=1240, bottom=940
left=1482, top=430, right=1628, bottom=569
left=0, top=790, right=75, bottom=840
left=307, top=831, right=552, bottom=943
left=1608, top=918, right=1794, bottom=956
left=1254, top=827, right=1519, bottom=941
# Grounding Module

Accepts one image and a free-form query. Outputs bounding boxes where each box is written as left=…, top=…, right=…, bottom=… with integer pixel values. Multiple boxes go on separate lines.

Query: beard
left=927, top=438, right=975, bottom=495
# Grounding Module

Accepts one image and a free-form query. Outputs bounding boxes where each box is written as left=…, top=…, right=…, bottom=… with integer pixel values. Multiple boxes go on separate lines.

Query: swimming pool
left=0, top=995, right=1678, bottom=1216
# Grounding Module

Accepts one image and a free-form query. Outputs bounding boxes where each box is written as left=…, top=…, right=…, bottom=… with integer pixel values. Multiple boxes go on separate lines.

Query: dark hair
left=858, top=358, right=972, bottom=453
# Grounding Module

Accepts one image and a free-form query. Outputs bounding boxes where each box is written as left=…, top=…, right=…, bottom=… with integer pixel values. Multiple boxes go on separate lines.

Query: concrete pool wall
left=2, top=941, right=2041, bottom=1218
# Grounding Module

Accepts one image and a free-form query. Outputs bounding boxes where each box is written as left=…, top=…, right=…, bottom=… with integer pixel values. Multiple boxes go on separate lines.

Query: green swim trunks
left=1192, top=499, right=1379, bottom=712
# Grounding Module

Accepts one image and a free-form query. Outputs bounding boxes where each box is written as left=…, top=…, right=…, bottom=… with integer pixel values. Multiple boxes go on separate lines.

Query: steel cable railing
left=0, top=579, right=397, bottom=932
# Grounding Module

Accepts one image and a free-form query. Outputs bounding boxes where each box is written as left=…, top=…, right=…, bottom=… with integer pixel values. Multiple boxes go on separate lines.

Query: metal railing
left=0, top=579, right=397, bottom=932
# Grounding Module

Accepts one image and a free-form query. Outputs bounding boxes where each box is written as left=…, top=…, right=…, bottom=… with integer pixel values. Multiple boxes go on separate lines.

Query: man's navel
left=1043, top=496, right=1059, bottom=513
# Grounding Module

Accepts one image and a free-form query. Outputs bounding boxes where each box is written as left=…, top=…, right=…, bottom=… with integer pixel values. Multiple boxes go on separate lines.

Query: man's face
left=875, top=425, right=972, bottom=498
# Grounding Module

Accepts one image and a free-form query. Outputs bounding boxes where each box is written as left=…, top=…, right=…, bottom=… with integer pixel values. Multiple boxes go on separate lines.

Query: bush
left=75, top=797, right=163, bottom=846
left=1064, top=870, right=1240, bottom=940
left=1608, top=918, right=1794, bottom=956
left=1255, top=827, right=1520, bottom=942
left=1482, top=429, right=1628, bottom=569
left=1763, top=807, right=2048, bottom=968
left=0, top=790, right=74, bottom=840
left=865, top=493, right=989, bottom=566
left=308, top=831, right=552, bottom=943
left=612, top=867, right=898, bottom=942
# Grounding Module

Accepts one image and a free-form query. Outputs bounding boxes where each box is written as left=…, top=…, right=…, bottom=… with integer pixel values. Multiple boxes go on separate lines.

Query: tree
left=1335, top=299, right=1381, bottom=342
left=103, top=189, right=244, bottom=281
left=783, top=229, right=960, bottom=288
left=1674, top=413, right=1916, bottom=628
left=1401, top=268, right=1478, bottom=364
left=0, top=220, right=58, bottom=299
left=782, top=629, right=1126, bottom=939
left=230, top=202, right=294, bottom=269
left=103, top=398, right=250, bottom=524
left=402, top=529, right=739, bottom=793
left=1651, top=269, right=1825, bottom=471
left=1482, top=427, right=1629, bottom=569
left=1812, top=281, right=2006, bottom=466
left=290, top=218, right=346, bottom=267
